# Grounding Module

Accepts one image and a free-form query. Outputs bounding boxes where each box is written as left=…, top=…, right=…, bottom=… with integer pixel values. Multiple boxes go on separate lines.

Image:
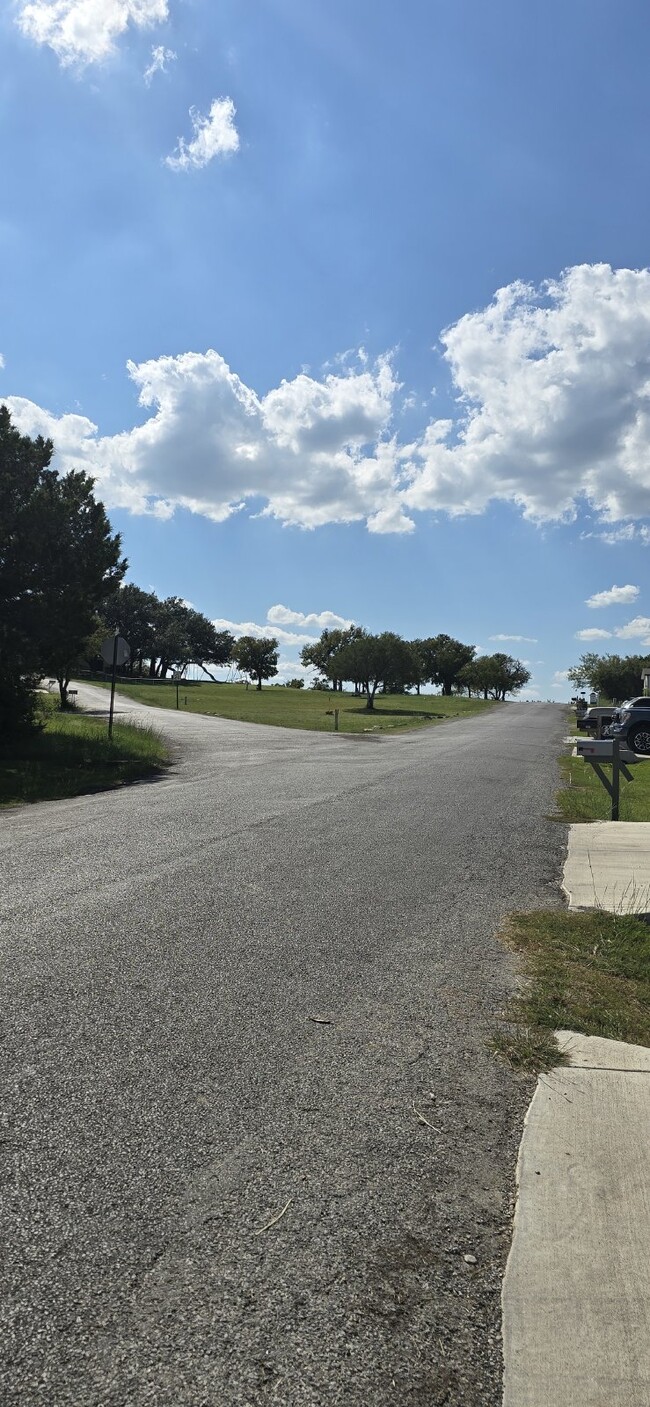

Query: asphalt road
left=1, top=688, right=567, bottom=1406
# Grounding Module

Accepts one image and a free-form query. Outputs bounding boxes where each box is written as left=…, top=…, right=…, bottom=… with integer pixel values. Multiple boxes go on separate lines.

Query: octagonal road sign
left=100, top=635, right=130, bottom=668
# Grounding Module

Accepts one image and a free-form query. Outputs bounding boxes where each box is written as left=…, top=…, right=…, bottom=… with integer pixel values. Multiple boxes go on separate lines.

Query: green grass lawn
left=492, top=908, right=650, bottom=1070
left=556, top=750, right=650, bottom=821
left=90, top=678, right=497, bottom=734
left=0, top=695, right=169, bottom=807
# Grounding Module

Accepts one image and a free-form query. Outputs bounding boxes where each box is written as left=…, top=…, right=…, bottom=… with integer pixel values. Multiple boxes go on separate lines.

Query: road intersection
left=1, top=689, right=566, bottom=1405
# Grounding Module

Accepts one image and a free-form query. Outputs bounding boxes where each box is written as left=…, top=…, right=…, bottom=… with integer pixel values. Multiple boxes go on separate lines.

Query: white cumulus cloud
left=403, top=263, right=650, bottom=523
left=3, top=350, right=412, bottom=532
left=16, top=0, right=168, bottom=66
left=267, top=605, right=354, bottom=630
left=615, top=615, right=650, bottom=641
left=585, top=584, right=639, bottom=608
left=575, top=615, right=650, bottom=645
left=166, top=98, right=240, bottom=171
left=211, top=617, right=318, bottom=648
left=8, top=263, right=650, bottom=535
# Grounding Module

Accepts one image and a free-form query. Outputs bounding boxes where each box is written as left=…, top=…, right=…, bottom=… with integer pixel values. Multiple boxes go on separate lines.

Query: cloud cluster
left=166, top=99, right=240, bottom=171
left=208, top=604, right=350, bottom=683
left=403, top=263, right=650, bottom=523
left=3, top=351, right=411, bottom=531
left=576, top=615, right=650, bottom=647
left=7, top=264, right=650, bottom=534
left=212, top=617, right=318, bottom=648
left=585, top=584, right=639, bottom=608
left=17, top=0, right=168, bottom=66
left=267, top=606, right=354, bottom=630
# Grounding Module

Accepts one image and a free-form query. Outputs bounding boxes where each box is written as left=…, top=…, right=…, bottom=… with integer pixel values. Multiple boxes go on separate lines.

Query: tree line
left=300, top=628, right=530, bottom=710
left=1, top=408, right=531, bottom=735
left=568, top=651, right=650, bottom=702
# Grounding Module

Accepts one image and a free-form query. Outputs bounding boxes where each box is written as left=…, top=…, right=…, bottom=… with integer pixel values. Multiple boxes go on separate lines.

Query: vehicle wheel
left=628, top=725, right=650, bottom=755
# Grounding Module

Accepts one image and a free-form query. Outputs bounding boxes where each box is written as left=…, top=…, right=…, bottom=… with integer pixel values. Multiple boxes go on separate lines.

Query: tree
left=233, top=636, right=279, bottom=689
left=326, top=632, right=416, bottom=710
left=419, top=634, right=476, bottom=695
left=568, top=652, right=649, bottom=702
left=408, top=640, right=428, bottom=695
left=300, top=626, right=363, bottom=691
left=458, top=655, right=497, bottom=699
left=0, top=408, right=125, bottom=722
left=103, top=584, right=158, bottom=674
left=487, top=653, right=531, bottom=700
left=183, top=610, right=234, bottom=681
left=459, top=653, right=530, bottom=700
left=102, top=591, right=234, bottom=681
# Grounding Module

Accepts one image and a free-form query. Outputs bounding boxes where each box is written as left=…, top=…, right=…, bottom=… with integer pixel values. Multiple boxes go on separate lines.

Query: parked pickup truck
left=576, top=705, right=617, bottom=734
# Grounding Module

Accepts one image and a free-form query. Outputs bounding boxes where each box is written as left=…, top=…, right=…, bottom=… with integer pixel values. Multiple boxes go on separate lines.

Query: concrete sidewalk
left=563, top=820, right=650, bottom=913
left=502, top=1030, right=650, bottom=1406
left=502, top=821, right=650, bottom=1405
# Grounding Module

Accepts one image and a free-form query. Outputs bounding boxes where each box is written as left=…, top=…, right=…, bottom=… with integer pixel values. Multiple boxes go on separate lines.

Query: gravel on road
left=1, top=689, right=567, bottom=1406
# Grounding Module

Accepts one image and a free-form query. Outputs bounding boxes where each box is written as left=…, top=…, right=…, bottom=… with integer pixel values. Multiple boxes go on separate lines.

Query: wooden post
left=334, top=708, right=339, bottom=732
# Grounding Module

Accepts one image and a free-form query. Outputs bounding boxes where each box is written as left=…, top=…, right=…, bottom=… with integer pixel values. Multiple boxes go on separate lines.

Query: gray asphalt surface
left=1, top=688, right=567, bottom=1406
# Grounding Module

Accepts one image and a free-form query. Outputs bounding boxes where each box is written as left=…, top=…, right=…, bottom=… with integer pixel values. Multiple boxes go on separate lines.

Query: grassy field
left=492, top=908, right=650, bottom=1071
left=556, top=749, right=650, bottom=821
left=90, top=678, right=498, bottom=734
left=0, top=695, right=169, bottom=808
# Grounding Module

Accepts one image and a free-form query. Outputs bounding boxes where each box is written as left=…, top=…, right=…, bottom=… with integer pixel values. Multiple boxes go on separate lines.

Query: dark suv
left=609, top=698, right=650, bottom=755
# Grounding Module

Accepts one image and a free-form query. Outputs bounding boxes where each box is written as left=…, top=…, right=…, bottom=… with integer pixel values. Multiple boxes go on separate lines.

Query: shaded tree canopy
left=0, top=406, right=125, bottom=723
left=326, top=632, right=419, bottom=710
left=232, top=635, right=279, bottom=690
left=459, top=652, right=531, bottom=700
left=300, top=625, right=363, bottom=691
left=418, top=634, right=476, bottom=695
left=101, top=590, right=234, bottom=680
left=567, top=652, right=650, bottom=702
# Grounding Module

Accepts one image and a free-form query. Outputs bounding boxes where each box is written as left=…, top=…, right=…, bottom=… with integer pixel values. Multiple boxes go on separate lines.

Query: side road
left=502, top=824, right=650, bottom=1406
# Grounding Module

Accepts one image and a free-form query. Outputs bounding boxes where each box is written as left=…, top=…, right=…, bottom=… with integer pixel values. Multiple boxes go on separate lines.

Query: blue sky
left=4, top=0, right=650, bottom=695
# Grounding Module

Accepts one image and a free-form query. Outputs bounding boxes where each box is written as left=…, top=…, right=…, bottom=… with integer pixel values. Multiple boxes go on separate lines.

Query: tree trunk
left=366, top=680, right=379, bottom=711
left=256, top=676, right=262, bottom=690
left=57, top=675, right=70, bottom=709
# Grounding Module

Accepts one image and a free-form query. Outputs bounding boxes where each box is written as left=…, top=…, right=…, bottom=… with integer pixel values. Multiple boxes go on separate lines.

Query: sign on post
left=100, top=633, right=130, bottom=739
left=100, top=636, right=130, bottom=669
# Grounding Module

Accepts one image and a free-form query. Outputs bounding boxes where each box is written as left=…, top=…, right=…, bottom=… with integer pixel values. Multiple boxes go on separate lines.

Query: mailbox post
left=575, top=737, right=636, bottom=821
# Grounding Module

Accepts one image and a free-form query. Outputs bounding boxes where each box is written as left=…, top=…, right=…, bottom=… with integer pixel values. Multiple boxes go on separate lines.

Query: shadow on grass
left=341, top=706, right=445, bottom=720
left=1, top=715, right=169, bottom=807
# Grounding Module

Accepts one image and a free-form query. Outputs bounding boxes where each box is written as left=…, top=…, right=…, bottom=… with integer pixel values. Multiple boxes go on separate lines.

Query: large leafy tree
left=232, top=636, right=279, bottom=689
left=419, top=634, right=476, bottom=696
left=300, top=626, right=363, bottom=691
left=568, top=652, right=649, bottom=702
left=0, top=407, right=125, bottom=723
left=101, top=590, right=234, bottom=680
left=184, top=609, right=234, bottom=681
left=459, top=653, right=531, bottom=700
left=103, top=584, right=158, bottom=674
left=326, top=632, right=417, bottom=710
